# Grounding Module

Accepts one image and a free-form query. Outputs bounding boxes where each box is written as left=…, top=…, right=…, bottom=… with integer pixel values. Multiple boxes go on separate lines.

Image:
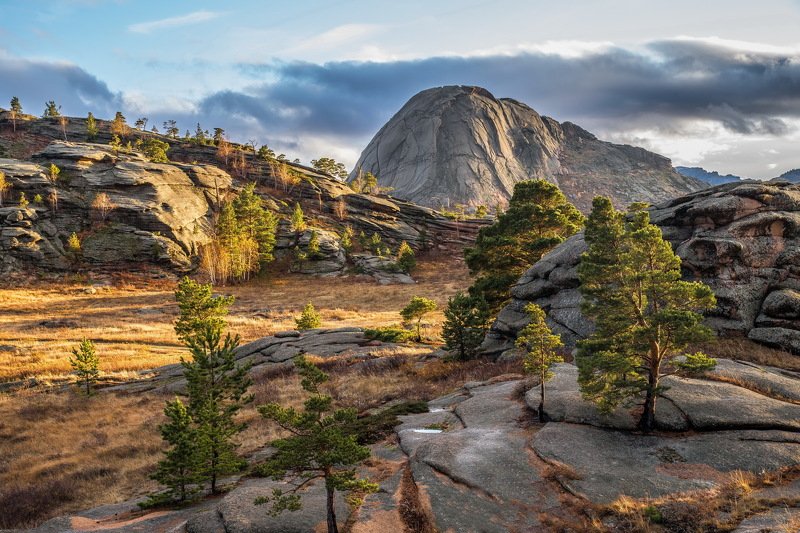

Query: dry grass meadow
left=0, top=253, right=470, bottom=384
left=0, top=253, right=517, bottom=528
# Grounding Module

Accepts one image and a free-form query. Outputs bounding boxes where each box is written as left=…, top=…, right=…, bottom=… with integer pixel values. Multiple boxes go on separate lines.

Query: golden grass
left=0, top=389, right=168, bottom=529
left=0, top=350, right=519, bottom=528
left=0, top=254, right=470, bottom=382
left=694, top=337, right=800, bottom=371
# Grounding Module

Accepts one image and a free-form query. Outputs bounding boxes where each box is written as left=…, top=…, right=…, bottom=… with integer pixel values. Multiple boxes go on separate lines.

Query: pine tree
left=182, top=327, right=252, bottom=494
left=150, top=397, right=201, bottom=503
left=231, top=183, right=277, bottom=265
left=66, top=232, right=81, bottom=262
left=340, top=226, right=353, bottom=253
left=69, top=338, right=99, bottom=395
left=290, top=203, right=306, bottom=233
left=256, top=357, right=378, bottom=533
left=516, top=303, right=563, bottom=422
left=111, top=111, right=128, bottom=137
left=142, top=138, right=170, bottom=162
left=18, top=191, right=29, bottom=208
left=400, top=296, right=437, bottom=342
left=306, top=230, right=322, bottom=260
left=42, top=100, right=60, bottom=118
left=576, top=197, right=717, bottom=432
left=442, top=292, right=491, bottom=360
left=163, top=120, right=179, bottom=138
left=395, top=241, right=416, bottom=273
left=295, top=302, right=322, bottom=330
left=174, top=276, right=234, bottom=344
left=86, top=112, right=98, bottom=141
left=0, top=171, right=10, bottom=207
left=465, top=179, right=584, bottom=312
left=9, top=96, right=21, bottom=132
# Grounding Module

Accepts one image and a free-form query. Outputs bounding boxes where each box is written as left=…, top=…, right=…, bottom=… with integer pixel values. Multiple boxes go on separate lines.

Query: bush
left=363, top=325, right=414, bottom=343
left=141, top=138, right=170, bottom=163
left=295, top=302, right=321, bottom=330
left=396, top=241, right=416, bottom=273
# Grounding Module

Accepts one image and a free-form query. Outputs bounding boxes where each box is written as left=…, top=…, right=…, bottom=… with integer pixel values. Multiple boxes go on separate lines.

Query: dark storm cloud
left=0, top=54, right=121, bottom=117
left=200, top=38, right=800, bottom=142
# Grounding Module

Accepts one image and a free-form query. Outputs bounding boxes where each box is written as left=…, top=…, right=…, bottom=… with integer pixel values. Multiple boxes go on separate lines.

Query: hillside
left=350, top=86, right=706, bottom=212
left=0, top=113, right=488, bottom=278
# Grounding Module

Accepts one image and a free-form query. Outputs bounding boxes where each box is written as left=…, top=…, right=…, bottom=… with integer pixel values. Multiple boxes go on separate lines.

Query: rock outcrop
left=486, top=181, right=800, bottom=355
left=350, top=85, right=706, bottom=212
left=0, top=142, right=231, bottom=272
left=0, top=134, right=490, bottom=277
left=23, top=357, right=800, bottom=532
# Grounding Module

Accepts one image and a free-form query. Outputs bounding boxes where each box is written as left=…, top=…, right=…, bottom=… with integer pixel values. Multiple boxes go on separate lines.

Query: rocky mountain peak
left=350, top=86, right=706, bottom=212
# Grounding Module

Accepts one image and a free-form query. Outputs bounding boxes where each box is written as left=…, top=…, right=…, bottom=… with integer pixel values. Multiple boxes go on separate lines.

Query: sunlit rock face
left=485, top=181, right=800, bottom=355
left=351, top=85, right=706, bottom=212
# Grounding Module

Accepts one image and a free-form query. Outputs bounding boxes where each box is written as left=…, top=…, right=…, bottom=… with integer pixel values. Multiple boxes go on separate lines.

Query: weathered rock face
left=486, top=181, right=800, bottom=355
left=350, top=85, right=706, bottom=212
left=0, top=142, right=231, bottom=271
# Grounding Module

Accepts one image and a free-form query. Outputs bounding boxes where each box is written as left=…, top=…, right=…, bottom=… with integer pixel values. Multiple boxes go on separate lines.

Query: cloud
left=0, top=50, right=121, bottom=116
left=128, top=10, right=222, bottom=34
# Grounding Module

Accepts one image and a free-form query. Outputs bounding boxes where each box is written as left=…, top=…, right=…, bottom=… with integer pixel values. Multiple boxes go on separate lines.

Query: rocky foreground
left=12, top=328, right=800, bottom=532
left=487, top=180, right=800, bottom=355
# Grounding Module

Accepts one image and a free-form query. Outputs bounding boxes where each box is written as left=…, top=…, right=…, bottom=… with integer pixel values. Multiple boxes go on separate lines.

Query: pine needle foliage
left=256, top=357, right=378, bottom=533
left=516, top=303, right=563, bottom=421
left=69, top=338, right=99, bottom=395
left=576, top=197, right=717, bottom=432
left=465, top=179, right=583, bottom=312
left=441, top=292, right=491, bottom=360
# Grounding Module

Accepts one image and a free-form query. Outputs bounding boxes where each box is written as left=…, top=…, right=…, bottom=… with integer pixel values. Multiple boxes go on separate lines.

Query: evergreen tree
left=134, top=117, right=148, bottom=130
left=141, top=138, right=170, bottom=162
left=174, top=276, right=234, bottom=344
left=216, top=202, right=240, bottom=249
left=111, top=111, right=128, bottom=137
left=182, top=327, right=252, bottom=494
left=194, top=123, right=206, bottom=144
left=290, top=203, right=306, bottom=233
left=576, top=197, right=717, bottom=432
left=516, top=303, right=563, bottom=422
left=69, top=338, right=99, bottom=395
left=42, top=100, right=61, bottom=118
left=306, top=230, right=322, bottom=259
left=149, top=397, right=201, bottom=503
left=395, top=241, right=416, bottom=273
left=231, top=183, right=278, bottom=265
left=369, top=232, right=382, bottom=255
left=295, top=302, right=322, bottom=330
left=213, top=128, right=225, bottom=144
left=86, top=112, right=98, bottom=141
left=0, top=171, right=10, bottom=208
left=340, top=226, right=353, bottom=253
left=163, top=120, right=179, bottom=138
left=18, top=191, right=28, bottom=208
left=9, top=96, right=21, bottom=132
left=310, top=157, right=348, bottom=180
left=66, top=232, right=81, bottom=262
left=442, top=292, right=491, bottom=360
left=400, top=296, right=437, bottom=342
left=465, top=180, right=584, bottom=312
left=256, top=357, right=378, bottom=533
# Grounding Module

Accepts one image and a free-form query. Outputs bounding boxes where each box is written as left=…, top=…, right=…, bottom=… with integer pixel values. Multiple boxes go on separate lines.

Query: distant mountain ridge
left=675, top=166, right=744, bottom=186
left=350, top=85, right=706, bottom=212
left=775, top=168, right=800, bottom=183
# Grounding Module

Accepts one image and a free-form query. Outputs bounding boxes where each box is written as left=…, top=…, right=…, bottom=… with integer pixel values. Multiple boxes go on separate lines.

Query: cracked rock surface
left=486, top=180, right=800, bottom=355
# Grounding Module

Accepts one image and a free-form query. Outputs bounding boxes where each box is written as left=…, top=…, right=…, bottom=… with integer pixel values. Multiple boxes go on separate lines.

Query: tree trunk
left=539, top=369, right=546, bottom=423
left=638, top=374, right=658, bottom=432
left=210, top=448, right=218, bottom=494
left=326, top=484, right=338, bottom=533
left=85, top=378, right=90, bottom=396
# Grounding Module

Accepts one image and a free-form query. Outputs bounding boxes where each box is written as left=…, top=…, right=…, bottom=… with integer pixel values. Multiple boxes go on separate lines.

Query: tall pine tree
left=576, top=197, right=717, bottom=432
left=465, top=180, right=583, bottom=312
left=441, top=292, right=491, bottom=360
left=149, top=398, right=201, bottom=503
left=256, top=357, right=377, bottom=533
left=182, top=328, right=252, bottom=494
left=174, top=276, right=234, bottom=344
left=516, top=303, right=563, bottom=422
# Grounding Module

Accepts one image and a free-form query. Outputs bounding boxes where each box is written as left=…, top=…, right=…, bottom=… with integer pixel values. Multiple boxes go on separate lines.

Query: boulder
left=486, top=181, right=800, bottom=355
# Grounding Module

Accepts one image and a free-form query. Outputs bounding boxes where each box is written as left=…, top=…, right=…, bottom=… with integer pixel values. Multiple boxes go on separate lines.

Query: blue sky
left=2, top=0, right=800, bottom=177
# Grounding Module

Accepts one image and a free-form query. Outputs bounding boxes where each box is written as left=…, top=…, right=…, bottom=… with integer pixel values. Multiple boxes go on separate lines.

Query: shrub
left=295, top=302, right=321, bottom=330
left=400, top=296, right=437, bottom=342
left=396, top=241, right=416, bottom=273
left=363, top=325, right=414, bottom=343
